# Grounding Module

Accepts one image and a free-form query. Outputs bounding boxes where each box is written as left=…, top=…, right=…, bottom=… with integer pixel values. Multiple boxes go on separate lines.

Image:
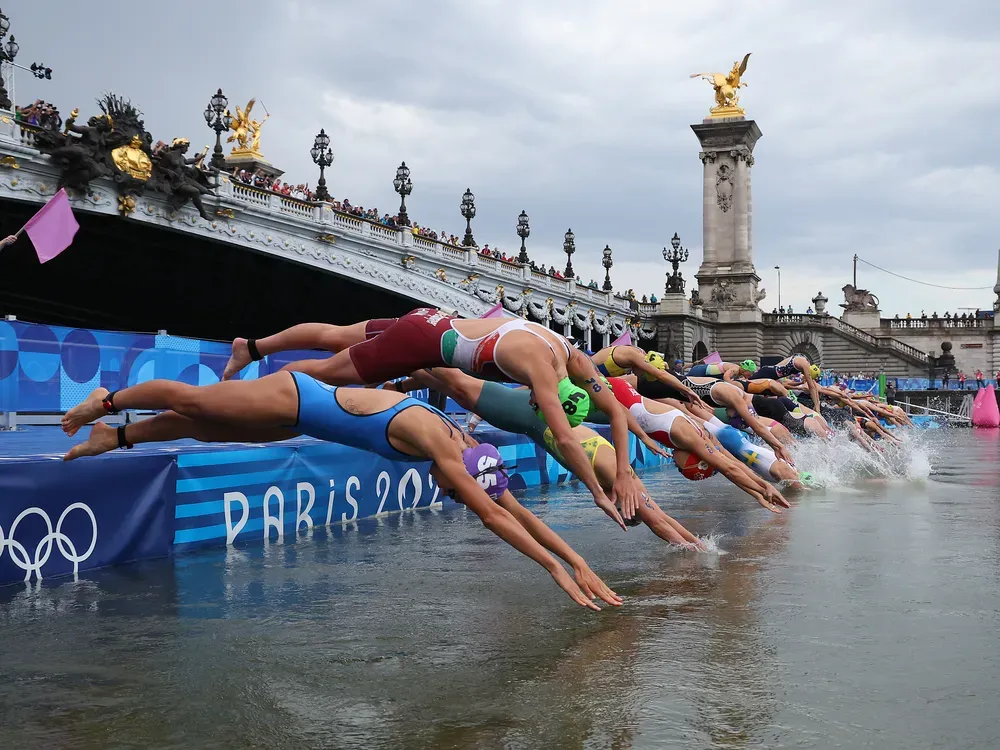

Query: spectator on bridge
left=906, top=312, right=912, bottom=319
left=932, top=311, right=939, bottom=319
left=975, top=369, right=985, bottom=388
left=958, top=370, right=967, bottom=389
left=779, top=305, right=786, bottom=314
left=806, top=306, right=814, bottom=314
left=787, top=305, right=794, bottom=313
left=772, top=308, right=778, bottom=314
left=942, top=370, right=950, bottom=389
left=650, top=294, right=657, bottom=303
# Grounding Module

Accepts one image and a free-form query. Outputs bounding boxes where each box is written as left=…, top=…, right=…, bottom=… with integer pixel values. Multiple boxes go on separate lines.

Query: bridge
left=0, top=117, right=655, bottom=347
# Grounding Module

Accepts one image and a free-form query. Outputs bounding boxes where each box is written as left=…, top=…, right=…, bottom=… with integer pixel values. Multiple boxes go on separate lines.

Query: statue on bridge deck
left=690, top=53, right=751, bottom=117
left=152, top=138, right=214, bottom=220
left=226, top=98, right=269, bottom=156
left=840, top=283, right=880, bottom=311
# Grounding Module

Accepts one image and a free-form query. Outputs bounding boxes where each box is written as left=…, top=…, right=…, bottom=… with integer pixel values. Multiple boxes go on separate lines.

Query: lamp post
left=460, top=188, right=477, bottom=247
left=392, top=161, right=412, bottom=226
left=774, top=265, right=782, bottom=310
left=663, top=232, right=689, bottom=294
left=516, top=210, right=530, bottom=263
left=602, top=244, right=613, bottom=291
left=203, top=88, right=233, bottom=170
left=0, top=10, right=50, bottom=111
left=563, top=228, right=576, bottom=278
left=310, top=128, right=334, bottom=202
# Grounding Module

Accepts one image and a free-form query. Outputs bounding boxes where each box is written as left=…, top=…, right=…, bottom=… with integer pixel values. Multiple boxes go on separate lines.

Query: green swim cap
left=530, top=377, right=591, bottom=427
left=740, top=359, right=758, bottom=373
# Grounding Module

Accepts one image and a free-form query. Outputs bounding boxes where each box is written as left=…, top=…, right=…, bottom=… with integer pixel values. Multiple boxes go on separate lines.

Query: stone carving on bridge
left=715, top=163, right=733, bottom=212
left=710, top=280, right=737, bottom=307
left=754, top=287, right=767, bottom=305
left=226, top=99, right=269, bottom=157
left=840, top=283, right=880, bottom=311
left=33, top=94, right=216, bottom=219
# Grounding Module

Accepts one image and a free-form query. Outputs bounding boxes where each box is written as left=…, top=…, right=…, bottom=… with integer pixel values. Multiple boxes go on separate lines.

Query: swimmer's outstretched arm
left=636, top=497, right=704, bottom=547
left=429, top=455, right=604, bottom=611
left=726, top=390, right=794, bottom=464
left=492, top=492, right=623, bottom=607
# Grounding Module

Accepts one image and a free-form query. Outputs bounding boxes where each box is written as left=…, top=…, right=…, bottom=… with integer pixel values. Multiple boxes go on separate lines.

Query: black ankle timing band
left=117, top=425, right=133, bottom=450
left=102, top=391, right=121, bottom=414
left=247, top=338, right=262, bottom=361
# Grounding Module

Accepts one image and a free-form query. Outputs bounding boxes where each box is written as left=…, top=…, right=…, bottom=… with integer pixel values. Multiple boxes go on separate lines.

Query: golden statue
left=111, top=134, right=153, bottom=181
left=226, top=98, right=270, bottom=155
left=690, top=53, right=752, bottom=117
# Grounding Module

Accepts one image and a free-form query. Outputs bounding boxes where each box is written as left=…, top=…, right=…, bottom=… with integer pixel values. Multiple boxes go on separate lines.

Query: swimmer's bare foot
left=64, top=422, right=119, bottom=460
left=222, top=338, right=251, bottom=381
left=62, top=387, right=109, bottom=437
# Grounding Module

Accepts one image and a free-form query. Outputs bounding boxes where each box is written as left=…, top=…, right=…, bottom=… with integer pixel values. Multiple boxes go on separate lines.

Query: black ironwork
left=310, top=128, right=334, bottom=202
left=28, top=62, right=51, bottom=80
left=663, top=232, right=689, bottom=294
left=203, top=88, right=233, bottom=170
left=563, top=228, right=575, bottom=278
left=0, top=10, right=47, bottom=111
left=516, top=210, right=530, bottom=263
left=392, top=161, right=412, bottom=225
left=602, top=244, right=613, bottom=291
left=460, top=188, right=477, bottom=247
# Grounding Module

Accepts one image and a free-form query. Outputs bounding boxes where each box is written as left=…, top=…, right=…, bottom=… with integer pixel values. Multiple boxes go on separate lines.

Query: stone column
left=690, top=117, right=763, bottom=322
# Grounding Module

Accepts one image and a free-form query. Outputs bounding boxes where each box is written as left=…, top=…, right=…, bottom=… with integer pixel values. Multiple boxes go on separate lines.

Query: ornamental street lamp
left=0, top=10, right=50, bottom=111
left=516, top=210, right=530, bottom=263
left=203, top=88, right=233, bottom=170
left=563, top=229, right=576, bottom=278
left=663, top=231, right=689, bottom=294
left=393, top=161, right=412, bottom=225
left=460, top=188, right=477, bottom=247
left=602, top=244, right=614, bottom=291
left=310, top=128, right=334, bottom=202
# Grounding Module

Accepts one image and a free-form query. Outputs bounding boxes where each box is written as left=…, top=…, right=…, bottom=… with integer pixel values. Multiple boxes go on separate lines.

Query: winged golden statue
left=226, top=98, right=270, bottom=155
left=690, top=53, right=751, bottom=117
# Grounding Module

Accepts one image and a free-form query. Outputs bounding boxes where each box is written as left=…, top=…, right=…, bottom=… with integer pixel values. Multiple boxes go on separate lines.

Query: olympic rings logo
left=0, top=504, right=98, bottom=582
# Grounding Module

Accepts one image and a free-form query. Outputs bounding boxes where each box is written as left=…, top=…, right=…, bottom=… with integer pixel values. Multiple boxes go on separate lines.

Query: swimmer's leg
left=223, top=321, right=372, bottom=380
left=62, top=373, right=298, bottom=437
left=64, top=411, right=297, bottom=460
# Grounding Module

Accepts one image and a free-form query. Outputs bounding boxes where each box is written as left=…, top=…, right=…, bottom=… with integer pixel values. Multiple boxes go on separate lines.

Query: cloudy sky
left=10, top=0, right=1000, bottom=315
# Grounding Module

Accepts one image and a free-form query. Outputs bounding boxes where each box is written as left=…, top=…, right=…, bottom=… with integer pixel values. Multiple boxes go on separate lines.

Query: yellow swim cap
left=645, top=351, right=666, bottom=370
left=809, top=364, right=821, bottom=379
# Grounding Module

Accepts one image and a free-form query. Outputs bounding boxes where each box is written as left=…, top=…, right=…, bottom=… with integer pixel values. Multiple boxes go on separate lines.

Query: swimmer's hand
left=610, top=473, right=643, bottom=524
left=763, top=484, right=790, bottom=510
left=595, top=490, right=628, bottom=531
left=573, top=562, right=623, bottom=607
left=683, top=388, right=705, bottom=407
left=639, top=433, right=669, bottom=460
left=775, top=445, right=795, bottom=465
left=552, top=566, right=603, bottom=611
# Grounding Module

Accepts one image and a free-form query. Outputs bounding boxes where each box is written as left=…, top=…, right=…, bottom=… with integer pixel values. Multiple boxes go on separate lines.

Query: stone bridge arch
left=692, top=340, right=709, bottom=363
left=771, top=329, right=823, bottom=364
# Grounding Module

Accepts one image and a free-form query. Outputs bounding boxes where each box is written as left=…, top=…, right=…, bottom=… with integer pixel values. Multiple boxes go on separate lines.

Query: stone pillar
left=690, top=118, right=763, bottom=323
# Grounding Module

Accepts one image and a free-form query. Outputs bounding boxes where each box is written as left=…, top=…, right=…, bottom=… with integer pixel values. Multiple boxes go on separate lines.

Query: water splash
left=689, top=533, right=727, bottom=555
left=785, top=427, right=934, bottom=488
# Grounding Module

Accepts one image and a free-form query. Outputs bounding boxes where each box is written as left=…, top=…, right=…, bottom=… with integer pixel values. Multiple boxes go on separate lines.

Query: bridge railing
left=883, top=317, right=990, bottom=330
left=763, top=312, right=929, bottom=362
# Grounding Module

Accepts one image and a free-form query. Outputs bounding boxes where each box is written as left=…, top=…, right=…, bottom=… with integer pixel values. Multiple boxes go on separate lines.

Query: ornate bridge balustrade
left=0, top=119, right=655, bottom=347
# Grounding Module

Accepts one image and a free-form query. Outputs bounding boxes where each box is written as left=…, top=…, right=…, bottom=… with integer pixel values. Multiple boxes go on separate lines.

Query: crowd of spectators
left=14, top=100, right=61, bottom=128
left=892, top=310, right=992, bottom=321
left=231, top=168, right=315, bottom=201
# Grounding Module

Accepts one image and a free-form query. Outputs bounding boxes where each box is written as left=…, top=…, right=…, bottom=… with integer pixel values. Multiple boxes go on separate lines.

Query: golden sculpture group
left=227, top=98, right=269, bottom=157
left=691, top=53, right=751, bottom=118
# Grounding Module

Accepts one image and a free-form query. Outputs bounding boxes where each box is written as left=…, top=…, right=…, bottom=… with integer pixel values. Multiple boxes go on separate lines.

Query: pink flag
left=610, top=330, right=632, bottom=347
left=480, top=302, right=505, bottom=319
left=704, top=351, right=723, bottom=365
left=23, top=188, right=79, bottom=264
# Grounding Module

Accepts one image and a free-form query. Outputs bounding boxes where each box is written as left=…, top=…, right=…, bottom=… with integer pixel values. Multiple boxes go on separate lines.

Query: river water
left=0, top=428, right=998, bottom=749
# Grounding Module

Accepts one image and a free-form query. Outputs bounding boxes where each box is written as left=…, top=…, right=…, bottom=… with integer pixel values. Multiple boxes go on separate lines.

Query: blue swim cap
left=716, top=425, right=746, bottom=456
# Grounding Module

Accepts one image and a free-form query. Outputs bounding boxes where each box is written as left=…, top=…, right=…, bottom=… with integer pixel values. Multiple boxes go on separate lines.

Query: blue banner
left=0, top=453, right=175, bottom=583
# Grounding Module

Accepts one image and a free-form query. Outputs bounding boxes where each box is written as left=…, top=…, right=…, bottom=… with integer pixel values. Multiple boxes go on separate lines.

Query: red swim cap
left=672, top=449, right=717, bottom=481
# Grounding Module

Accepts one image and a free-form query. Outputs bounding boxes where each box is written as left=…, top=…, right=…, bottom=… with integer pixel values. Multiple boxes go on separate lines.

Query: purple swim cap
left=461, top=443, right=508, bottom=500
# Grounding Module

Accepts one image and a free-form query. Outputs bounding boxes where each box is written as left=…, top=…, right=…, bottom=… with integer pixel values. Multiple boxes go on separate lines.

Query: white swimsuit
left=445, top=319, right=571, bottom=381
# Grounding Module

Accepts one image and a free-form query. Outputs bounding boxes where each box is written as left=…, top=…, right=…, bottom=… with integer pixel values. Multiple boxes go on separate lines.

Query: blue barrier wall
left=0, top=426, right=667, bottom=585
